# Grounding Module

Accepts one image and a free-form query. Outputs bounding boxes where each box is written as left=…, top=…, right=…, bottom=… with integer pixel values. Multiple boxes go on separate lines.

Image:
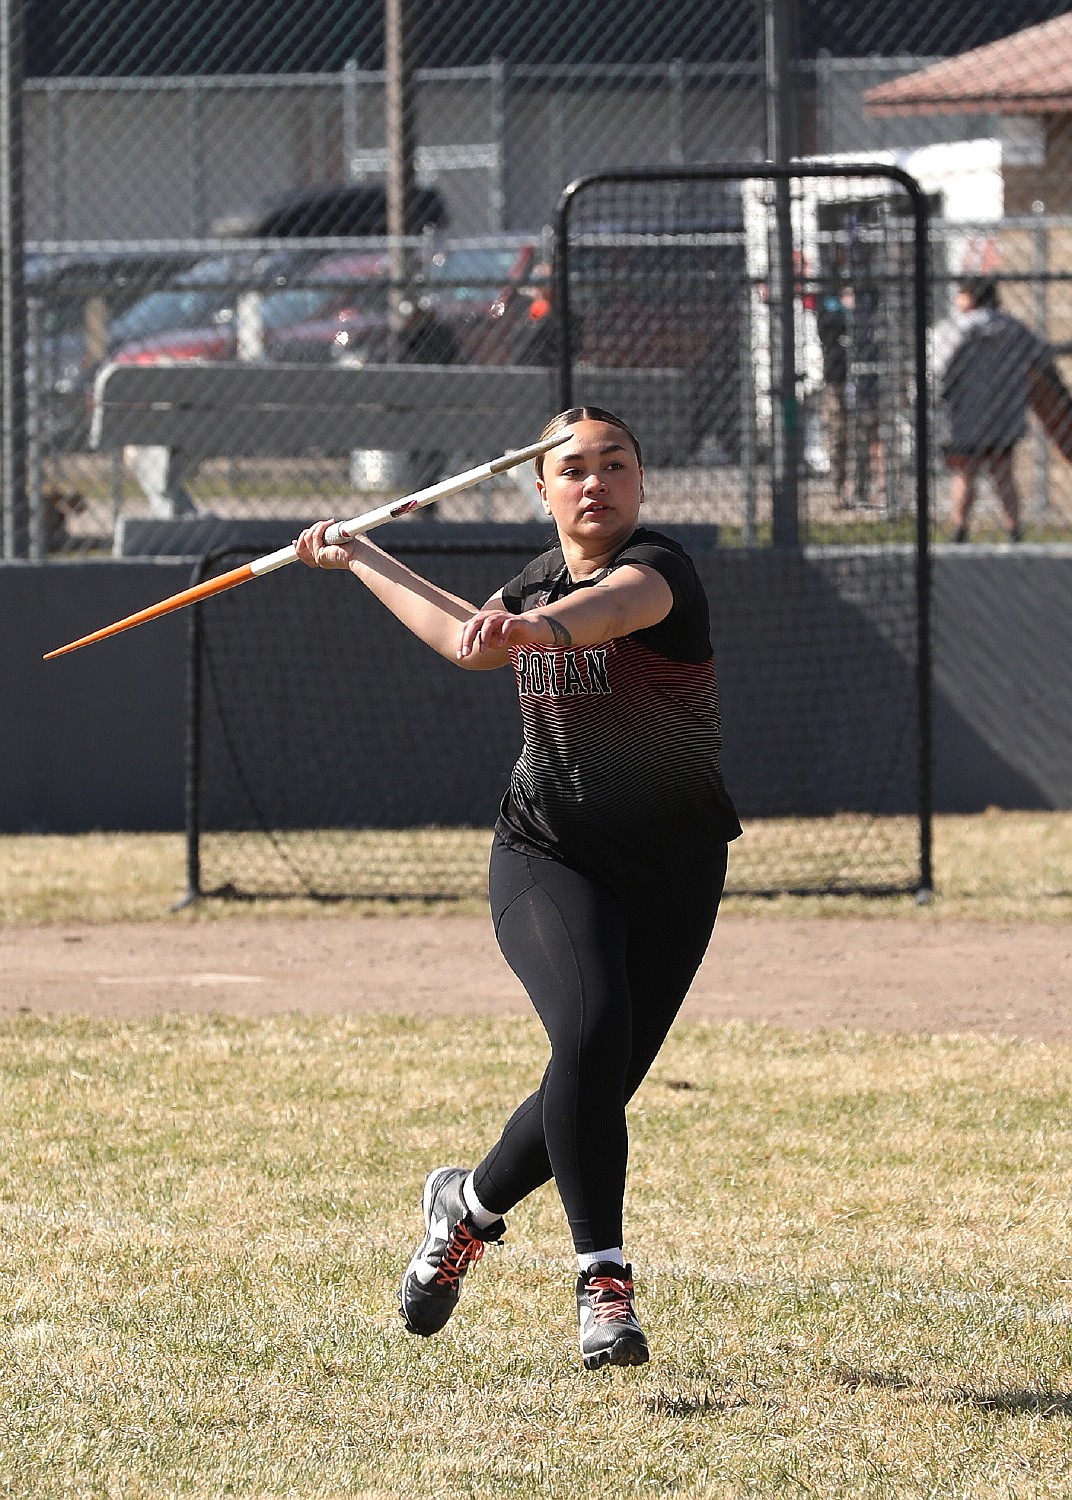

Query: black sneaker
left=576, top=1262, right=650, bottom=1369
left=398, top=1166, right=505, bottom=1337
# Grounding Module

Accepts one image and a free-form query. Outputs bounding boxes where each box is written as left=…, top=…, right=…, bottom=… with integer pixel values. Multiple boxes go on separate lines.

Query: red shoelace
left=586, top=1273, right=637, bottom=1324
left=435, top=1221, right=486, bottom=1291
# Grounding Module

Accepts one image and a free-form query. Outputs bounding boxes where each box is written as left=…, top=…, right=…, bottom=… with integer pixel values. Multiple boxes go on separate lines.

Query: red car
left=109, top=242, right=551, bottom=369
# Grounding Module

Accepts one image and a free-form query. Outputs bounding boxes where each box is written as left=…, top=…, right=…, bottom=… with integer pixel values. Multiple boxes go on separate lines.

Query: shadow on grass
left=832, top=1368, right=1072, bottom=1417
left=645, top=1373, right=1072, bottom=1421
left=645, top=1389, right=755, bottom=1418
left=831, top=1364, right=913, bottom=1392
left=951, top=1387, right=1072, bottom=1419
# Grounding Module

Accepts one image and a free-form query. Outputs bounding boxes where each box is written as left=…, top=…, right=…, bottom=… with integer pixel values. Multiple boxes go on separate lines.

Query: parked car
left=103, top=239, right=552, bottom=498
left=281, top=242, right=550, bottom=366
left=25, top=248, right=205, bottom=449
left=567, top=230, right=746, bottom=462
left=104, top=247, right=323, bottom=365
left=108, top=240, right=548, bottom=370
left=423, top=244, right=552, bottom=365
left=211, top=181, right=448, bottom=238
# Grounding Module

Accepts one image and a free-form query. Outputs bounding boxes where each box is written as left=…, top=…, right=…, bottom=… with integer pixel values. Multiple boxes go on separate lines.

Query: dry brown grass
left=0, top=810, right=1069, bottom=924
left=2, top=1012, right=1072, bottom=1496
left=2, top=814, right=1070, bottom=1493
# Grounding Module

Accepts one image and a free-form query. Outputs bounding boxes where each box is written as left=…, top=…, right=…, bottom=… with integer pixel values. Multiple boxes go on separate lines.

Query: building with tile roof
left=865, top=13, right=1072, bottom=212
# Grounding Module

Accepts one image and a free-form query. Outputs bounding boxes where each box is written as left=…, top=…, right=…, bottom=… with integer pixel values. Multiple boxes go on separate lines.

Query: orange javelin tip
left=43, top=562, right=257, bottom=659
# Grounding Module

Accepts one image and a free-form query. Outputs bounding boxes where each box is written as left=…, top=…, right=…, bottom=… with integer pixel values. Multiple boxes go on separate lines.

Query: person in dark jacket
left=933, top=277, right=1049, bottom=543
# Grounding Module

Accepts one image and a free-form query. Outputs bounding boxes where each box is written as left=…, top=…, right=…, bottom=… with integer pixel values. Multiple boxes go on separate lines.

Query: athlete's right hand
left=294, top=519, right=357, bottom=570
left=457, top=607, right=557, bottom=659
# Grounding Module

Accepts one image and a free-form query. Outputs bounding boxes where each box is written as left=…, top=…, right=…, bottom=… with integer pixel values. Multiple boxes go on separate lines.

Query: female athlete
left=295, top=406, right=741, bottom=1369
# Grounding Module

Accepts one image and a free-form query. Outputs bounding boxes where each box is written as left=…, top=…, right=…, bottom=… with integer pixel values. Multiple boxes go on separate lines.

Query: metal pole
left=670, top=59, right=686, bottom=167
left=188, top=82, right=206, bottom=236
left=741, top=283, right=757, bottom=545
left=553, top=181, right=576, bottom=412
left=763, top=0, right=800, bottom=550
left=177, top=571, right=206, bottom=910
left=815, top=49, right=833, bottom=154
left=489, top=58, right=507, bottom=233
left=549, top=90, right=565, bottom=229
left=0, top=0, right=28, bottom=559
left=910, top=182, right=932, bottom=899
left=343, top=59, right=360, bottom=181
left=25, top=290, right=41, bottom=556
left=1033, top=208, right=1050, bottom=522
left=883, top=275, right=897, bottom=519
left=47, top=84, right=65, bottom=237
left=385, top=0, right=418, bottom=351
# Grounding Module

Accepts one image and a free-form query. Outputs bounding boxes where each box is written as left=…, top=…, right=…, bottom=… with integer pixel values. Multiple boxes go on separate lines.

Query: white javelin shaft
left=246, top=431, right=570, bottom=579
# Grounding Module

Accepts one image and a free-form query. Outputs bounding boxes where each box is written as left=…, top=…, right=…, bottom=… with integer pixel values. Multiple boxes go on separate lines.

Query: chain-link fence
left=5, top=1, right=1072, bottom=555
left=6, top=0, right=1072, bottom=896
left=175, top=162, right=931, bottom=901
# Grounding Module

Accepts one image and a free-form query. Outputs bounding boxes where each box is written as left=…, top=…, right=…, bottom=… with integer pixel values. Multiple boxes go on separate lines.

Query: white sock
left=577, top=1247, right=626, bottom=1272
left=462, top=1172, right=502, bottom=1230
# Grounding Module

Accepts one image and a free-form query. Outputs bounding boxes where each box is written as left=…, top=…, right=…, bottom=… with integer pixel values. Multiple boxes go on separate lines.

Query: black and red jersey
left=494, top=526, right=741, bottom=887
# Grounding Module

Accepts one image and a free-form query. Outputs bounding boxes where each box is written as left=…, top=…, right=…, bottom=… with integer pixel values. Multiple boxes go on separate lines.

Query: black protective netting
left=193, top=526, right=923, bottom=900
left=184, top=159, right=930, bottom=901
left=559, top=169, right=925, bottom=540
left=194, top=537, right=531, bottom=900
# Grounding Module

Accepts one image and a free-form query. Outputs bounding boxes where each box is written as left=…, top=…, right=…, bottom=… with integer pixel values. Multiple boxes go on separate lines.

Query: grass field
left=1, top=809, right=1070, bottom=923
left=2, top=811, right=1069, bottom=1495
left=2, top=1012, right=1072, bottom=1497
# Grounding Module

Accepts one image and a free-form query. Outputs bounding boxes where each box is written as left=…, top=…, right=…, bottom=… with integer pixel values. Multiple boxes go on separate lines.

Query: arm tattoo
left=542, top=613, right=573, bottom=648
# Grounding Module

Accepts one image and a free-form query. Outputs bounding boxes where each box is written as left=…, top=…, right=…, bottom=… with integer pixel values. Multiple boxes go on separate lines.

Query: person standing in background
left=816, top=279, right=851, bottom=506
left=933, top=276, right=1050, bottom=543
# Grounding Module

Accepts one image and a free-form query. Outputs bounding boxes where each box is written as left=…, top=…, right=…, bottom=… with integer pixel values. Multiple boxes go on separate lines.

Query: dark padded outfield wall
left=1, top=551, right=1069, bottom=840
left=930, top=548, right=1072, bottom=813
left=1, top=560, right=190, bottom=832
left=187, top=533, right=922, bottom=900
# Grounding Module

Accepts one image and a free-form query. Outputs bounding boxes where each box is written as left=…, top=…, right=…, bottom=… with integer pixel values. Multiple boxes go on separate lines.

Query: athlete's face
left=537, top=420, right=644, bottom=549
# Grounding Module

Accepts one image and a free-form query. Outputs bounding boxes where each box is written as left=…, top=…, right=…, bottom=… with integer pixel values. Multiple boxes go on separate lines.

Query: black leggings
left=471, top=838, right=728, bottom=1253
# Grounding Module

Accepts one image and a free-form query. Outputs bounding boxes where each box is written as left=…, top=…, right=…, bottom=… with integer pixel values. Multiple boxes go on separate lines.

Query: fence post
left=343, top=59, right=365, bottom=181
left=1032, top=204, right=1050, bottom=523
left=762, top=0, right=801, bottom=550
left=549, top=88, right=566, bottom=223
left=909, top=177, right=933, bottom=900
left=176, top=575, right=206, bottom=909
left=25, top=291, right=42, bottom=557
left=385, top=0, right=419, bottom=350
left=47, top=83, right=65, bottom=238
left=490, top=58, right=507, bottom=232
left=741, top=284, right=758, bottom=545
left=0, top=0, right=28, bottom=559
left=669, top=59, right=686, bottom=166
left=188, top=80, right=206, bottom=235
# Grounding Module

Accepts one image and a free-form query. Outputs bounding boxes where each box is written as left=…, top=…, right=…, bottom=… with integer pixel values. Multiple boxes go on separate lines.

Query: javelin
left=43, top=431, right=570, bottom=660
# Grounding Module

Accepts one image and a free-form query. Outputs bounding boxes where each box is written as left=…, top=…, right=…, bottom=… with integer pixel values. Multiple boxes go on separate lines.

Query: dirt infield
left=1, top=915, right=1068, bottom=1040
